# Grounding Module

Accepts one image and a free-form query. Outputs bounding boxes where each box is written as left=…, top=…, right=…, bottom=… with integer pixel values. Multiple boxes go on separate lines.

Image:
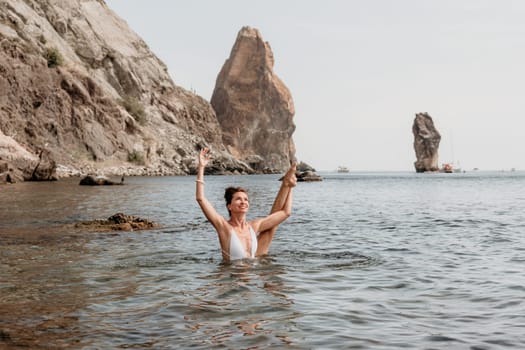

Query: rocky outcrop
left=278, top=161, right=322, bottom=182
left=0, top=128, right=56, bottom=182
left=79, top=175, right=123, bottom=185
left=0, top=0, right=250, bottom=180
left=211, top=26, right=296, bottom=173
left=413, top=112, right=441, bottom=172
left=74, top=213, right=158, bottom=231
left=296, top=161, right=322, bottom=182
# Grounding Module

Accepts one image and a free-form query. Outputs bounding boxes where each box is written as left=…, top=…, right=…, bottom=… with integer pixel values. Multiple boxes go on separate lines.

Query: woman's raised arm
left=195, top=148, right=225, bottom=230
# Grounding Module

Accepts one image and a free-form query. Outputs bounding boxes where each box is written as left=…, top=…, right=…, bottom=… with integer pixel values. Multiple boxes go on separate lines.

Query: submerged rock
left=75, top=213, right=158, bottom=231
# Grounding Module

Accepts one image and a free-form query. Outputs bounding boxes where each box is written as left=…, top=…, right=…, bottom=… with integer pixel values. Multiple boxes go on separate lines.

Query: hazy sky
left=105, top=0, right=525, bottom=171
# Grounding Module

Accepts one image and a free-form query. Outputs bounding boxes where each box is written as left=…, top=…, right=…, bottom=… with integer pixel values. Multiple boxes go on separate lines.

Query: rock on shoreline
left=79, top=175, right=124, bottom=185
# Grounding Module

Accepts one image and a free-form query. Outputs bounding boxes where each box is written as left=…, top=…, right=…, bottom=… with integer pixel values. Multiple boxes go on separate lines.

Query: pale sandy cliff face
left=211, top=26, right=296, bottom=173
left=412, top=112, right=441, bottom=172
left=0, top=0, right=250, bottom=181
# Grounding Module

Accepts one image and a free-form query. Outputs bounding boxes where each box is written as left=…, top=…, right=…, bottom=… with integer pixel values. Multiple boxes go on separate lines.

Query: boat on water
left=337, top=166, right=350, bottom=173
left=442, top=163, right=453, bottom=173
left=441, top=162, right=463, bottom=173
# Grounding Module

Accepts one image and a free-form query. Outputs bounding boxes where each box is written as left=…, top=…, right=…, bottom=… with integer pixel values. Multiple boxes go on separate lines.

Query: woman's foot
left=283, top=163, right=297, bottom=187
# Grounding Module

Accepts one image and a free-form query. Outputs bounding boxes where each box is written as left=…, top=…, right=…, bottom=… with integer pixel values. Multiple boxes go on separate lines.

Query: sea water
left=1, top=171, right=524, bottom=349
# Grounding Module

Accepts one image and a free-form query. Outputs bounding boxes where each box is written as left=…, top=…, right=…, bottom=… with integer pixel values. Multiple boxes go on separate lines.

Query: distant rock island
left=412, top=112, right=441, bottom=172
left=0, top=0, right=312, bottom=183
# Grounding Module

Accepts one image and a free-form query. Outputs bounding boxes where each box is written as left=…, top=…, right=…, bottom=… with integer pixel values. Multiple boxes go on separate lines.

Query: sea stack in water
left=211, top=26, right=296, bottom=173
left=412, top=112, right=441, bottom=172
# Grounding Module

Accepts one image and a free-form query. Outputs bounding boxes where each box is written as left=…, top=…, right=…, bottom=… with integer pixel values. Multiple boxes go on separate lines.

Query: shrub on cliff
left=127, top=150, right=145, bottom=165
left=120, top=96, right=147, bottom=125
left=44, top=47, right=64, bottom=68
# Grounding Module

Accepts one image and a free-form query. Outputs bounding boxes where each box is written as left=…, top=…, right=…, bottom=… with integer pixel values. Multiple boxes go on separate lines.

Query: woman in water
left=196, top=148, right=296, bottom=261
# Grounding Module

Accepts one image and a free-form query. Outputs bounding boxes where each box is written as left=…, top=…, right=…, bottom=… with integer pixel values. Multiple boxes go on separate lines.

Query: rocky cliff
left=0, top=0, right=253, bottom=182
left=412, top=112, right=441, bottom=172
left=211, top=26, right=296, bottom=173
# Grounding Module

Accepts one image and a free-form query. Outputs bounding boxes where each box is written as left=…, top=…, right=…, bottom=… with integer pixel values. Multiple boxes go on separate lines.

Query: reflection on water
left=182, top=257, right=298, bottom=348
left=0, top=234, right=89, bottom=349
left=2, top=173, right=525, bottom=349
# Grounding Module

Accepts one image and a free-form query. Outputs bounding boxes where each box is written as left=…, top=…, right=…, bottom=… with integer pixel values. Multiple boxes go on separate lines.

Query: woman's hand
left=198, top=148, right=211, bottom=168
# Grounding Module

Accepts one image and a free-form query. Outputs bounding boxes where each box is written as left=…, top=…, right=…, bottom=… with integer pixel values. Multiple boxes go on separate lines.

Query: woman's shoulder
left=248, top=219, right=262, bottom=233
left=211, top=215, right=232, bottom=233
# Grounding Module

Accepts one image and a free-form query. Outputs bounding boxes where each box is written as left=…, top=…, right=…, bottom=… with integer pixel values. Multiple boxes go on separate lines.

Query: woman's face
left=228, top=191, right=250, bottom=214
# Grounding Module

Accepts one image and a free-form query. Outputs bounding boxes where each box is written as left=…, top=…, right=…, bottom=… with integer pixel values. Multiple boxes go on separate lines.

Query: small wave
left=279, top=249, right=382, bottom=271
left=425, top=334, right=465, bottom=343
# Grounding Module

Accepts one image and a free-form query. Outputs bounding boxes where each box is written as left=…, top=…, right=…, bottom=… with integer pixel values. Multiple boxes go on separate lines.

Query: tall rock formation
left=412, top=112, right=441, bottom=172
left=0, top=0, right=250, bottom=179
left=211, top=26, right=296, bottom=173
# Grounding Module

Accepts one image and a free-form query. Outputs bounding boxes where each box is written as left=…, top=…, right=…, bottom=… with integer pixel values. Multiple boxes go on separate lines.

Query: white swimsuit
left=228, top=225, right=258, bottom=260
